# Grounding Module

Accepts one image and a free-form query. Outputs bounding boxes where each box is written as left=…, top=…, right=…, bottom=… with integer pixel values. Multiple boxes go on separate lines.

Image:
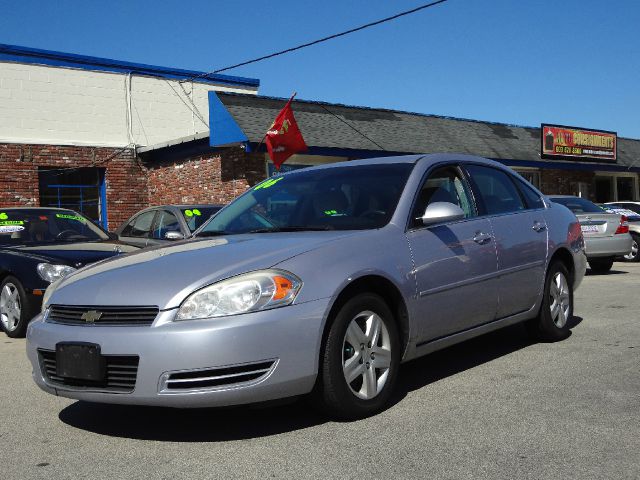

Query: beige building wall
left=0, top=61, right=257, bottom=148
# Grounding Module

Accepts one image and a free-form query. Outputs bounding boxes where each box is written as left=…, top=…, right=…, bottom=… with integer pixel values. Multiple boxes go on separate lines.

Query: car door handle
left=473, top=232, right=492, bottom=244
left=532, top=221, right=547, bottom=232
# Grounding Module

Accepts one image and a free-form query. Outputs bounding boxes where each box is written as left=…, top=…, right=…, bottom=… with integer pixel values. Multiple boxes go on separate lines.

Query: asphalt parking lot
left=2, top=263, right=639, bottom=480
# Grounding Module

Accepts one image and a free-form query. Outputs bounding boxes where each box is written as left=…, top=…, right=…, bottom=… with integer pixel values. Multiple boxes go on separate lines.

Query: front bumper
left=584, top=233, right=633, bottom=258
left=26, top=298, right=330, bottom=408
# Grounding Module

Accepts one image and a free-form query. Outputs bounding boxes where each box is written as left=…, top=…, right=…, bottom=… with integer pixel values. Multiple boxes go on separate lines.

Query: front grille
left=38, top=349, right=139, bottom=392
left=48, top=305, right=159, bottom=326
left=163, top=360, right=276, bottom=391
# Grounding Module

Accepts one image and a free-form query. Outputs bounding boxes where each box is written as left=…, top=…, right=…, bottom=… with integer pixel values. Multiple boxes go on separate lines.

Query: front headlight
left=176, top=269, right=302, bottom=321
left=37, top=263, right=76, bottom=284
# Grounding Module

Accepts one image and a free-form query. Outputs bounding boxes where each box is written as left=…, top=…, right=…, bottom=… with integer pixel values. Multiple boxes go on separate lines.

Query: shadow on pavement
left=59, top=398, right=326, bottom=442
left=390, top=323, right=535, bottom=405
left=59, top=318, right=582, bottom=440
left=586, top=269, right=628, bottom=276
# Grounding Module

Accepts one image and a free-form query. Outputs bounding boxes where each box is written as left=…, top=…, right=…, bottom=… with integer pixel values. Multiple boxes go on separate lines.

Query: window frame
left=121, top=209, right=157, bottom=239
left=512, top=176, right=546, bottom=211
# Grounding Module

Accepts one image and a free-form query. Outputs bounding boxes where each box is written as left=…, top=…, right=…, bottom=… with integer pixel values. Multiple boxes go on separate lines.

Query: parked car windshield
left=180, top=206, right=222, bottom=233
left=0, top=208, right=108, bottom=246
left=549, top=197, right=604, bottom=214
left=197, top=163, right=414, bottom=235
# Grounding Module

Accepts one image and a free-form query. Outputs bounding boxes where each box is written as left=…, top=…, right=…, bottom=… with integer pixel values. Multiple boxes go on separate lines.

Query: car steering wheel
left=55, top=229, right=78, bottom=240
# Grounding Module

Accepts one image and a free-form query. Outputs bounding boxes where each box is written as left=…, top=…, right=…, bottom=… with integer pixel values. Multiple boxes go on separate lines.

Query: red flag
left=265, top=94, right=307, bottom=169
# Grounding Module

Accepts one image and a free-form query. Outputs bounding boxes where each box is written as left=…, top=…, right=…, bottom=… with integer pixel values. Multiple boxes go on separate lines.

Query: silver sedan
left=549, top=196, right=632, bottom=273
left=27, top=154, right=586, bottom=419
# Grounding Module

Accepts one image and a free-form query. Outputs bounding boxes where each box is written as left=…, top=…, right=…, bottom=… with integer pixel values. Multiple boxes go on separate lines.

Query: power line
left=316, top=104, right=386, bottom=151
left=184, top=0, right=450, bottom=82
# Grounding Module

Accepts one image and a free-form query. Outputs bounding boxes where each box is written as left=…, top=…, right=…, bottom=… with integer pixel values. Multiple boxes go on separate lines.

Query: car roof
left=282, top=153, right=507, bottom=173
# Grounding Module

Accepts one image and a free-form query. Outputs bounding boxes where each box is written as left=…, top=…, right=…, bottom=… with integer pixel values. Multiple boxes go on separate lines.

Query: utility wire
left=317, top=104, right=386, bottom=151
left=184, top=0, right=449, bottom=81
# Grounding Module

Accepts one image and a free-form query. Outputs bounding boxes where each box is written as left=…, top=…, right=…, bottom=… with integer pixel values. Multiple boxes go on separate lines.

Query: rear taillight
left=568, top=221, right=584, bottom=249
left=615, top=215, right=629, bottom=234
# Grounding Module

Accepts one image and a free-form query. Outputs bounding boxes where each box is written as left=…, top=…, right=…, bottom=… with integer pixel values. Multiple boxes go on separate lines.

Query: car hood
left=2, top=241, right=138, bottom=267
left=48, top=231, right=358, bottom=309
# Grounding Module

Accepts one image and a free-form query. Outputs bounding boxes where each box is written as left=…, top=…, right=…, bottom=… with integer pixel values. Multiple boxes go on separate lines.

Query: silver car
left=549, top=196, right=632, bottom=273
left=27, top=154, right=586, bottom=419
left=115, top=204, right=223, bottom=248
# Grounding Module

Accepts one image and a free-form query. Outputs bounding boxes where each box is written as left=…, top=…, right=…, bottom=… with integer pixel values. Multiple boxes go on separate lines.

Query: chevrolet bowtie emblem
left=81, top=310, right=103, bottom=323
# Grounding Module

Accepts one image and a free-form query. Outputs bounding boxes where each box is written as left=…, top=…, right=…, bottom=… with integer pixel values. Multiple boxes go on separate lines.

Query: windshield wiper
left=248, top=225, right=334, bottom=233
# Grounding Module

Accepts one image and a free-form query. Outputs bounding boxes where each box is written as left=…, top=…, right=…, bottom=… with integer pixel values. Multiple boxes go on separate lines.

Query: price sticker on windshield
left=184, top=209, right=202, bottom=218
left=55, top=213, right=86, bottom=222
left=0, top=212, right=8, bottom=220
left=0, top=225, right=24, bottom=233
left=254, top=177, right=284, bottom=191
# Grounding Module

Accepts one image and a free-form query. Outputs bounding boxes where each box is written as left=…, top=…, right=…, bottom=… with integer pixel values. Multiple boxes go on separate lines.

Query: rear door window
left=464, top=165, right=526, bottom=215
left=515, top=178, right=545, bottom=209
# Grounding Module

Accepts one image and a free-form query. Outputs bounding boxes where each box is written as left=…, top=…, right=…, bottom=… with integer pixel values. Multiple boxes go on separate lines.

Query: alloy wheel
left=549, top=272, right=570, bottom=328
left=342, top=310, right=392, bottom=400
left=0, top=283, right=22, bottom=332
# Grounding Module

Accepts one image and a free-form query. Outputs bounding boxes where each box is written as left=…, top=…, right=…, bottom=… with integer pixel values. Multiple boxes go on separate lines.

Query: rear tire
left=588, top=257, right=614, bottom=273
left=0, top=276, right=32, bottom=338
left=623, top=233, right=640, bottom=262
left=313, top=293, right=400, bottom=420
left=527, top=262, right=573, bottom=342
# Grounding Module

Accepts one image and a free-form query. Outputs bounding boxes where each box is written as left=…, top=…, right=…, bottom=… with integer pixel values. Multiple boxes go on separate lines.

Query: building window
left=38, top=167, right=106, bottom=227
left=617, top=177, right=635, bottom=201
left=594, top=173, right=639, bottom=202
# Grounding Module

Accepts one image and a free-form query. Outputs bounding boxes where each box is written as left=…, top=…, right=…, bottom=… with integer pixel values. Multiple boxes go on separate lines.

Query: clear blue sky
left=1, top=0, right=639, bottom=138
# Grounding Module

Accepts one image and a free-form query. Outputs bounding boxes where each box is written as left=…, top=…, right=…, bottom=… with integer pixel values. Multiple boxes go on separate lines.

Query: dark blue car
left=0, top=207, right=138, bottom=337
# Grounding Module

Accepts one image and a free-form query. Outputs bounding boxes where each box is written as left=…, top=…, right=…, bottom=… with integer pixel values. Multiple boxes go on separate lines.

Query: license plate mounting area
left=55, top=342, right=106, bottom=382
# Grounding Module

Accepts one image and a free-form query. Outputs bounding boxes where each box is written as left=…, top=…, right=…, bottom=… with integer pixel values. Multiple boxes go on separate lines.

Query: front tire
left=588, top=257, right=614, bottom=273
left=314, top=293, right=400, bottom=420
left=527, top=262, right=573, bottom=342
left=0, top=276, right=32, bottom=338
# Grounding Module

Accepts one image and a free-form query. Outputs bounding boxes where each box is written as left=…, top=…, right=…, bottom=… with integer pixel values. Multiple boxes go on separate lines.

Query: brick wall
left=146, top=149, right=267, bottom=206
left=0, top=143, right=147, bottom=229
left=540, top=168, right=596, bottom=199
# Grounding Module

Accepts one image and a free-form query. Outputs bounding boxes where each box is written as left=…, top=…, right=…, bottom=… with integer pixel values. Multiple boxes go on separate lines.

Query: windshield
left=550, top=197, right=604, bottom=214
left=197, top=163, right=413, bottom=235
left=0, top=208, right=109, bottom=246
left=180, top=206, right=222, bottom=233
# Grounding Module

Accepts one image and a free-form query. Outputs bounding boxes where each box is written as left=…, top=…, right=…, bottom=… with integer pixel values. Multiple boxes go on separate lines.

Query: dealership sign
left=541, top=124, right=617, bottom=162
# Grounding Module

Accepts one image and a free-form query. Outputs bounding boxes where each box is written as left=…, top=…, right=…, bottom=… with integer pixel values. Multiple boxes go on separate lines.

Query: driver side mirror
left=419, top=202, right=465, bottom=226
left=164, top=231, right=185, bottom=240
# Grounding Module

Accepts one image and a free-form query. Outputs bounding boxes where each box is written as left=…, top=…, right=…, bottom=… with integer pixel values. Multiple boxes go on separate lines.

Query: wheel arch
left=321, top=274, right=411, bottom=362
left=548, top=247, right=576, bottom=285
